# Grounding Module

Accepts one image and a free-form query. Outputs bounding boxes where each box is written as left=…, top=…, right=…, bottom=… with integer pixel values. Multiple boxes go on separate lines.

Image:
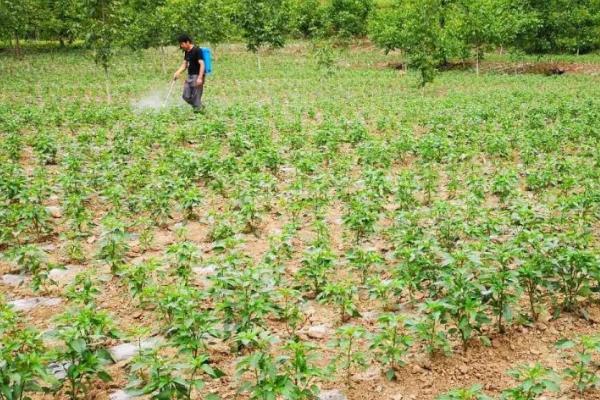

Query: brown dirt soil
left=378, top=60, right=600, bottom=76
left=5, top=241, right=600, bottom=400
left=4, top=127, right=600, bottom=400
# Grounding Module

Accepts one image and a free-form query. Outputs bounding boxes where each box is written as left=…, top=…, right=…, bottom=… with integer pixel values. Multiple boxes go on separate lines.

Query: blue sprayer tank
left=201, top=48, right=212, bottom=75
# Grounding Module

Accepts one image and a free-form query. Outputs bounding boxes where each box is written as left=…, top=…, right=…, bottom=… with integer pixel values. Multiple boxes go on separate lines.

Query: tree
left=236, top=0, right=290, bottom=68
left=369, top=0, right=459, bottom=87
left=555, top=0, right=600, bottom=55
left=44, top=0, right=86, bottom=46
left=0, top=0, right=37, bottom=57
left=149, top=0, right=236, bottom=46
left=84, top=0, right=123, bottom=102
left=289, top=0, right=325, bottom=38
left=324, top=0, right=374, bottom=40
left=446, top=0, right=505, bottom=75
left=512, top=0, right=600, bottom=54
left=119, top=0, right=172, bottom=73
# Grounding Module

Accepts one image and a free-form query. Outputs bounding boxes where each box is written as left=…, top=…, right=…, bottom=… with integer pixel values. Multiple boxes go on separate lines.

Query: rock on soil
left=109, top=390, right=136, bottom=400
left=193, top=265, right=216, bottom=276
left=48, top=265, right=83, bottom=286
left=2, top=274, right=25, bottom=286
left=307, top=324, right=332, bottom=339
left=361, top=311, right=380, bottom=323
left=48, top=361, right=70, bottom=380
left=46, top=206, right=62, bottom=218
left=9, top=297, right=62, bottom=312
left=318, top=389, right=347, bottom=400
left=353, top=366, right=382, bottom=382
left=110, top=337, right=162, bottom=362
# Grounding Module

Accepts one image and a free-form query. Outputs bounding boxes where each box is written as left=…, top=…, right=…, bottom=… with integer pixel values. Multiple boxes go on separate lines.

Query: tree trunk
left=476, top=49, right=480, bottom=77
left=104, top=68, right=112, bottom=103
left=14, top=32, right=21, bottom=58
left=159, top=45, right=167, bottom=75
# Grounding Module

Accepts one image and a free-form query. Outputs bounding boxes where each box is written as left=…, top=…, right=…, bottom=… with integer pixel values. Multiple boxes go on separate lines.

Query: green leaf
left=480, top=336, right=491, bottom=347
left=97, top=370, right=112, bottom=382
left=555, top=338, right=575, bottom=350
left=71, top=338, right=87, bottom=353
left=385, top=368, right=396, bottom=381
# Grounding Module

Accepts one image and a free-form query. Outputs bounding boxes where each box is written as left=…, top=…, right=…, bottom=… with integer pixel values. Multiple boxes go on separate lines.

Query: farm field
left=1, top=43, right=600, bottom=400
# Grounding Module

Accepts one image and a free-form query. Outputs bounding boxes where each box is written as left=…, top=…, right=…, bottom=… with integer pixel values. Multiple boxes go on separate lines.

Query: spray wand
left=163, top=79, right=176, bottom=107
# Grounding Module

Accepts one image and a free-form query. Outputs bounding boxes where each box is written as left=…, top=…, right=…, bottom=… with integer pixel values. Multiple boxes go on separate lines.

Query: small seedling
left=501, top=363, right=560, bottom=400
left=556, top=335, right=600, bottom=394
left=329, top=325, right=368, bottom=386
left=437, top=384, right=491, bottom=400
left=370, top=313, right=413, bottom=380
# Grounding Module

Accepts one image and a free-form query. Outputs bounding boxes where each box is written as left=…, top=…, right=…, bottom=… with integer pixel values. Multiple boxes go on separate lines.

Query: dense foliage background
left=1, top=0, right=599, bottom=58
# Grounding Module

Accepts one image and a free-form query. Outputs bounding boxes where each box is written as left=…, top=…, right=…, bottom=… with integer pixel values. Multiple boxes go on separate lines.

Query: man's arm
left=173, top=60, right=187, bottom=80
left=196, top=60, right=205, bottom=86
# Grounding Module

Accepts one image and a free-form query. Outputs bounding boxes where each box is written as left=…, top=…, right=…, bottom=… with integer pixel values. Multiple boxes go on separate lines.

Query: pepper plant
left=437, top=385, right=491, bottom=400
left=97, top=215, right=129, bottom=275
left=369, top=313, right=413, bottom=381
left=556, top=335, right=600, bottom=394
left=501, top=363, right=560, bottom=400
left=317, top=280, right=360, bottom=323
left=52, top=305, right=120, bottom=400
left=0, top=307, right=54, bottom=400
left=329, top=325, right=368, bottom=386
left=346, top=247, right=384, bottom=285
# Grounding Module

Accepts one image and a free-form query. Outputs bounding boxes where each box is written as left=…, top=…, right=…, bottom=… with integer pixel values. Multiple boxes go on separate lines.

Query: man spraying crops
left=173, top=34, right=205, bottom=112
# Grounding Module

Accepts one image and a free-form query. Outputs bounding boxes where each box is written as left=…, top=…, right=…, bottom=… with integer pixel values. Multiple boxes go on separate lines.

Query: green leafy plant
left=97, top=216, right=129, bottom=275
left=166, top=239, right=200, bottom=285
left=420, top=164, right=439, bottom=205
left=318, top=280, right=360, bottom=323
left=556, top=335, right=600, bottom=394
left=366, top=276, right=403, bottom=312
left=482, top=244, right=521, bottom=333
left=123, top=259, right=160, bottom=305
left=211, top=265, right=277, bottom=347
left=235, top=331, right=288, bottom=399
left=128, top=349, right=222, bottom=400
left=281, top=340, right=324, bottom=399
left=176, top=186, right=203, bottom=220
left=516, top=256, right=547, bottom=322
left=551, top=245, right=598, bottom=313
left=8, top=244, right=55, bottom=291
left=297, top=244, right=335, bottom=297
left=65, top=272, right=100, bottom=306
left=395, top=172, right=419, bottom=210
left=501, top=363, right=560, bottom=400
left=0, top=307, right=54, bottom=400
left=369, top=313, right=412, bottom=381
left=437, top=384, right=491, bottom=400
left=409, top=300, right=452, bottom=357
left=442, top=268, right=491, bottom=351
left=329, top=325, right=368, bottom=386
left=342, top=195, right=379, bottom=244
left=346, top=247, right=383, bottom=284
left=52, top=304, right=120, bottom=400
left=31, top=132, right=58, bottom=165
left=275, top=287, right=305, bottom=337
left=492, top=169, right=519, bottom=205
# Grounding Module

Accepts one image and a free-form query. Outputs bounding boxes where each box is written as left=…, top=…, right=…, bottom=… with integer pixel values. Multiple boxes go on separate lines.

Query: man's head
left=177, top=34, right=194, bottom=51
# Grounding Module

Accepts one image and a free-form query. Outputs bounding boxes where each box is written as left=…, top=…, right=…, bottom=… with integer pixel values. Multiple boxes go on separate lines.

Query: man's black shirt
left=184, top=46, right=204, bottom=76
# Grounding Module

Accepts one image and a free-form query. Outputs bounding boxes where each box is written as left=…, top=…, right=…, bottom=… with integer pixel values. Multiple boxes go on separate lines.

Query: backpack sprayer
left=162, top=47, right=212, bottom=108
